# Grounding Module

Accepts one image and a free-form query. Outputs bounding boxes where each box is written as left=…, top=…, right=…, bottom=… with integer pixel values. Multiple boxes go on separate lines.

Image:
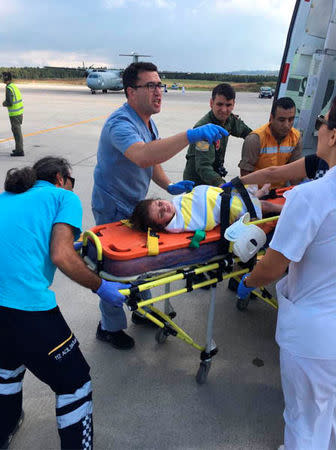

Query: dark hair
left=2, top=72, right=12, bottom=82
left=130, top=198, right=166, bottom=232
left=122, top=62, right=158, bottom=98
left=4, top=156, right=72, bottom=193
left=211, top=83, right=235, bottom=101
left=327, top=96, right=336, bottom=129
left=271, top=97, right=296, bottom=117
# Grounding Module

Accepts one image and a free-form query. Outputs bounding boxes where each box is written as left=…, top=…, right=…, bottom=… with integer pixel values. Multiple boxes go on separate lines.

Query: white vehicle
left=275, top=0, right=336, bottom=154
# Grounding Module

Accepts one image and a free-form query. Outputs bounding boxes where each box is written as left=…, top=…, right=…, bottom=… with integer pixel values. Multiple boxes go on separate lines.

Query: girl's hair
left=4, top=156, right=71, bottom=193
left=328, top=95, right=336, bottom=129
left=130, top=199, right=166, bottom=233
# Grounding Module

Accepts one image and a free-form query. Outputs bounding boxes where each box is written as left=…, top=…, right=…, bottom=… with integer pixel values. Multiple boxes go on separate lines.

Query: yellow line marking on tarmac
left=0, top=115, right=109, bottom=143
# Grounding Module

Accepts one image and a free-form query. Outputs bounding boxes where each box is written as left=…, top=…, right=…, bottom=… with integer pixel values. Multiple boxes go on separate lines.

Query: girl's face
left=148, top=199, right=175, bottom=227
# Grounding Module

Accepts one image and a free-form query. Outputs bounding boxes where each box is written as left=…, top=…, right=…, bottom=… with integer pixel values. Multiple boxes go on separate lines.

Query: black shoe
left=131, top=311, right=162, bottom=327
left=10, top=150, right=24, bottom=157
left=96, top=322, right=134, bottom=350
left=0, top=411, right=24, bottom=449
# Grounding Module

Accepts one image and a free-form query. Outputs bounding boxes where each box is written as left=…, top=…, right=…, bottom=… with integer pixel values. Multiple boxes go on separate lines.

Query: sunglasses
left=65, top=175, right=75, bottom=188
left=315, top=115, right=329, bottom=131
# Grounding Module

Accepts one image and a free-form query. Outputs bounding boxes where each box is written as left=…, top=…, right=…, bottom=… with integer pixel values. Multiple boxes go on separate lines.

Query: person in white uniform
left=237, top=96, right=336, bottom=450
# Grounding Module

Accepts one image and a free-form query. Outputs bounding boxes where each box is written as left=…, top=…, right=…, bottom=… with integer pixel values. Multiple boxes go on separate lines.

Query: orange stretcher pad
left=85, top=187, right=290, bottom=278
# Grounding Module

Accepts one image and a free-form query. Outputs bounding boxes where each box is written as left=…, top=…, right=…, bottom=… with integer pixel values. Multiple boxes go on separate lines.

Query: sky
left=0, top=0, right=297, bottom=72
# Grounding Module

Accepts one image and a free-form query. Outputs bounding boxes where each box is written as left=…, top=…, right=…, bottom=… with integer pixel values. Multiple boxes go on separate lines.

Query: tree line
left=0, top=67, right=87, bottom=79
left=161, top=71, right=278, bottom=83
left=0, top=67, right=278, bottom=83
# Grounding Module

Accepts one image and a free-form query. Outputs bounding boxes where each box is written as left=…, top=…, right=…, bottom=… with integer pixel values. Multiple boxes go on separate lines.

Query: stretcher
left=81, top=211, right=283, bottom=385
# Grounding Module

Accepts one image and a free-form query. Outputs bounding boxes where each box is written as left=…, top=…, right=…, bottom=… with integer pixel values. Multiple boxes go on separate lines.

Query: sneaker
left=96, top=322, right=134, bottom=350
left=131, top=311, right=162, bottom=327
left=10, top=150, right=24, bottom=157
left=0, top=411, right=24, bottom=449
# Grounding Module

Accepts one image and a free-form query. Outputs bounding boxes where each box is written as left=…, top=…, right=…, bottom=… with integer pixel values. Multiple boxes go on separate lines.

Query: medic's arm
left=50, top=223, right=101, bottom=291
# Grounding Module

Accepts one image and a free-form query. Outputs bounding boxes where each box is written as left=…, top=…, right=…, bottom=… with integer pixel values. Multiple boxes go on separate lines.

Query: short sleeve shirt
left=304, top=153, right=329, bottom=179
left=0, top=181, right=82, bottom=311
left=92, top=103, right=159, bottom=220
left=270, top=166, right=336, bottom=358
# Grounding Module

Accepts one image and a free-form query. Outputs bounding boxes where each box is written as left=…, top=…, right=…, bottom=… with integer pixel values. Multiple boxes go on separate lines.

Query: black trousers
left=0, top=306, right=93, bottom=449
left=9, top=114, right=23, bottom=152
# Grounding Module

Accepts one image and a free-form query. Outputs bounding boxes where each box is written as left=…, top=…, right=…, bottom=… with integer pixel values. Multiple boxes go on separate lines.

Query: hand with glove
left=167, top=180, right=195, bottom=195
left=187, top=124, right=229, bottom=145
left=220, top=181, right=233, bottom=189
left=73, top=241, right=83, bottom=252
left=237, top=273, right=255, bottom=299
left=94, top=279, right=131, bottom=307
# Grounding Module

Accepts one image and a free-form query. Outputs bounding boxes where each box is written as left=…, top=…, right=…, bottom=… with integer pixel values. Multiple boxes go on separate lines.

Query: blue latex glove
left=95, top=279, right=131, bottom=307
left=187, top=124, right=229, bottom=144
left=237, top=274, right=255, bottom=299
left=167, top=180, right=195, bottom=195
left=73, top=241, right=83, bottom=252
left=220, top=181, right=233, bottom=189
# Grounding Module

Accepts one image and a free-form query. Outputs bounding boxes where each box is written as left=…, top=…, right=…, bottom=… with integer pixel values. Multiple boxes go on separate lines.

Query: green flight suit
left=183, top=111, right=251, bottom=186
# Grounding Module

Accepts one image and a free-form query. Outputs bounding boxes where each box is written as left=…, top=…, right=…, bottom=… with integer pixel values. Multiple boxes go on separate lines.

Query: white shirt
left=270, top=166, right=336, bottom=359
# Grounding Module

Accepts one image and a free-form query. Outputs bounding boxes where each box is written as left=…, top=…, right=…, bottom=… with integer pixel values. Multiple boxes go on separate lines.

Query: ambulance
left=275, top=0, right=336, bottom=154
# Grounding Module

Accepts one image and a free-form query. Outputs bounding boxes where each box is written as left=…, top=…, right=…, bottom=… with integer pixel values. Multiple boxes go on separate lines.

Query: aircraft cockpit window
left=89, top=74, right=99, bottom=78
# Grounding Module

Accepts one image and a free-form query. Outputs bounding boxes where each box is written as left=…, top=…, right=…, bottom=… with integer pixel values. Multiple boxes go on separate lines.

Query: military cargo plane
left=86, top=69, right=123, bottom=94
left=86, top=52, right=151, bottom=94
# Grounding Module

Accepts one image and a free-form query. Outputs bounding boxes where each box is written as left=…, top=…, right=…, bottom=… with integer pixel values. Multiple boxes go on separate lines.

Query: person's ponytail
left=4, top=167, right=37, bottom=193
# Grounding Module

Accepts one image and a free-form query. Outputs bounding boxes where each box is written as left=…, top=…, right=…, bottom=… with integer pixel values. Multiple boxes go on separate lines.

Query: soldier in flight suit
left=183, top=83, right=251, bottom=186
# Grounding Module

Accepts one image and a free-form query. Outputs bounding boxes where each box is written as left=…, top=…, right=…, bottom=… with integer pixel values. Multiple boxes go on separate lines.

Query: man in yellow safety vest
left=2, top=72, right=24, bottom=157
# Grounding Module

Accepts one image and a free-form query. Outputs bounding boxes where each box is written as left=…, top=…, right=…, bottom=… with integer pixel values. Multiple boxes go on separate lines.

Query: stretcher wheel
left=236, top=297, right=249, bottom=311
left=155, top=328, right=168, bottom=344
left=196, top=361, right=211, bottom=385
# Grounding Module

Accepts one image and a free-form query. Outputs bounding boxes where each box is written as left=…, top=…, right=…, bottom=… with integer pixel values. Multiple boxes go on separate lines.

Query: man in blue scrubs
left=92, top=62, right=228, bottom=350
left=0, top=157, right=127, bottom=450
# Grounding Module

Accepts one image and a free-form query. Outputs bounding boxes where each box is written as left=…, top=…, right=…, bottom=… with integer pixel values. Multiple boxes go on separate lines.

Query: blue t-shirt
left=0, top=181, right=82, bottom=311
left=92, top=103, right=159, bottom=220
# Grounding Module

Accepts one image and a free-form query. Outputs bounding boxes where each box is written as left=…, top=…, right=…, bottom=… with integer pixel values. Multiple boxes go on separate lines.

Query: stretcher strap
left=231, top=176, right=257, bottom=220
left=219, top=186, right=231, bottom=254
left=147, top=227, right=159, bottom=256
left=189, top=230, right=206, bottom=248
left=120, top=219, right=133, bottom=228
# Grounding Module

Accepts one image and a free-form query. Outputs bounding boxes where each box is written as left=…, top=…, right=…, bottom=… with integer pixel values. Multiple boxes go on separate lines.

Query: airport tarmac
left=0, top=85, right=283, bottom=450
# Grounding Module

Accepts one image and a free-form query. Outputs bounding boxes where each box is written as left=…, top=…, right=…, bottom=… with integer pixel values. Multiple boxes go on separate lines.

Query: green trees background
left=0, top=67, right=277, bottom=83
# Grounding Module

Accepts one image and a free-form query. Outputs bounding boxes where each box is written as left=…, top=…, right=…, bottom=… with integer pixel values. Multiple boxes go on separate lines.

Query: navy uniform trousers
left=0, top=306, right=93, bottom=449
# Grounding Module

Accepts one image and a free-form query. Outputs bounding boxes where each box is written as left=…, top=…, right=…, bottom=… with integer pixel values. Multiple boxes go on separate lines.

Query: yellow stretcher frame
left=82, top=216, right=279, bottom=384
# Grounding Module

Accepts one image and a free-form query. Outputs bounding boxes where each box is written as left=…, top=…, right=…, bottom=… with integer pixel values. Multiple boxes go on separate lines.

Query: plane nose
left=87, top=74, right=102, bottom=90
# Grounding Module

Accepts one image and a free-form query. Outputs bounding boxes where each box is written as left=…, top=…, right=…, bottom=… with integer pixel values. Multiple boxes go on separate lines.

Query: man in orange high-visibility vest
left=239, top=97, right=302, bottom=188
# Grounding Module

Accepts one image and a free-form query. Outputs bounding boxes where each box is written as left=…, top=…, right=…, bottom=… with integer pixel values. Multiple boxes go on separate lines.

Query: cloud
left=0, top=50, right=110, bottom=68
left=103, top=0, right=175, bottom=9
left=0, top=0, right=20, bottom=16
left=213, top=0, right=295, bottom=24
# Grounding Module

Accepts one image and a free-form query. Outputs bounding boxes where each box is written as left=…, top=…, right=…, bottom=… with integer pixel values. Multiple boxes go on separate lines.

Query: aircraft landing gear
left=102, top=89, right=108, bottom=94
left=91, top=90, right=96, bottom=95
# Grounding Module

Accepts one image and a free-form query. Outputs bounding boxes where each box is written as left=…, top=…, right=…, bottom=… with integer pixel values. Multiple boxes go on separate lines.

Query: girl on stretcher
left=130, top=184, right=282, bottom=233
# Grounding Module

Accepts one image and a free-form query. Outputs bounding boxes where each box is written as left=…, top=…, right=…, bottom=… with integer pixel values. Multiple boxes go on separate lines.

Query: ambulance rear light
left=281, top=63, right=290, bottom=83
